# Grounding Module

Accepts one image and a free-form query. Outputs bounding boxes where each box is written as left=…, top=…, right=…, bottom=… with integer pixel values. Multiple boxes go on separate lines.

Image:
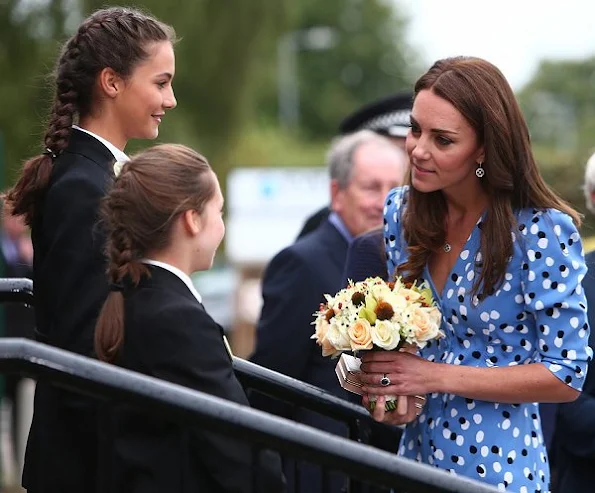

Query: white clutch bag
left=335, top=353, right=363, bottom=395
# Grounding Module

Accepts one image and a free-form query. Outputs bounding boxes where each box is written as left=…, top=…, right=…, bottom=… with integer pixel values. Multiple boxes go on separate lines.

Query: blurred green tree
left=1, top=0, right=417, bottom=185
left=518, top=57, right=595, bottom=235
left=250, top=0, right=420, bottom=140
left=0, top=0, right=70, bottom=185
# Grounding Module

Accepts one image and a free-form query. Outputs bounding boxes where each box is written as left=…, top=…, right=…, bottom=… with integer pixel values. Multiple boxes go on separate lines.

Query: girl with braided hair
left=94, top=144, right=285, bottom=493
left=5, top=7, right=177, bottom=492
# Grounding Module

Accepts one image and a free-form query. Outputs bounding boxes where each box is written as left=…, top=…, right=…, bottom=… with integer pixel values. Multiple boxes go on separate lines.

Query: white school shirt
left=72, top=124, right=129, bottom=163
left=140, top=259, right=203, bottom=304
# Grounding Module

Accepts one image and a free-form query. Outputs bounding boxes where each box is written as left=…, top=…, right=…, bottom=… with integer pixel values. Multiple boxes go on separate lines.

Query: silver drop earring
left=475, top=161, right=485, bottom=178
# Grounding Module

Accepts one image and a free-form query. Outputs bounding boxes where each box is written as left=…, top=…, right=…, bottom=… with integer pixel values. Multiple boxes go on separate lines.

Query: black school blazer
left=24, top=128, right=115, bottom=492
left=101, top=265, right=285, bottom=493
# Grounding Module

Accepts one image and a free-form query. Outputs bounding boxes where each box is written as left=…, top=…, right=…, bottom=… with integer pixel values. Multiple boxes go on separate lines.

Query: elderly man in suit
left=296, top=92, right=412, bottom=240
left=552, top=152, right=595, bottom=492
left=250, top=129, right=408, bottom=493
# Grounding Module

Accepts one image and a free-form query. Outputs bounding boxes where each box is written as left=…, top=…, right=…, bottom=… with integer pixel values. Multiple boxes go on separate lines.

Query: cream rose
left=427, top=306, right=442, bottom=329
left=348, top=318, right=373, bottom=351
left=371, top=319, right=400, bottom=350
left=410, top=306, right=440, bottom=344
left=322, top=337, right=341, bottom=358
left=311, top=318, right=340, bottom=357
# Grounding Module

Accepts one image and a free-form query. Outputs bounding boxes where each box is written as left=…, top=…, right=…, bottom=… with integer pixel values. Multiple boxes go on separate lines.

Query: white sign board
left=225, top=167, right=330, bottom=265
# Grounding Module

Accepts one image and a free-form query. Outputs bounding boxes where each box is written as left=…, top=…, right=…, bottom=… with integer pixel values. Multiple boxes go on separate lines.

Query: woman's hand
left=359, top=349, right=437, bottom=397
left=363, top=394, right=425, bottom=425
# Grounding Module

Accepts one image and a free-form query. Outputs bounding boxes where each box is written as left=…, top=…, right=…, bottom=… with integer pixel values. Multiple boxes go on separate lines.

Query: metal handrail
left=233, top=357, right=370, bottom=421
left=0, top=338, right=499, bottom=492
left=0, top=277, right=33, bottom=305
left=0, top=278, right=380, bottom=431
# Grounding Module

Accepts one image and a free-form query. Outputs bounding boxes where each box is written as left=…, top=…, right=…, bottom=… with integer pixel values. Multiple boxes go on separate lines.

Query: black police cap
left=339, top=92, right=413, bottom=138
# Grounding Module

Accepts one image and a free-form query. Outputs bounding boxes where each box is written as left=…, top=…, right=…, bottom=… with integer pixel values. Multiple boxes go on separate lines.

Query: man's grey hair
left=585, top=151, right=595, bottom=213
left=326, top=130, right=402, bottom=188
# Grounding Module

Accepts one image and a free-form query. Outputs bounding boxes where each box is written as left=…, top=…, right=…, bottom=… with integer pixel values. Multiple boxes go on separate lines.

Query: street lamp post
left=277, top=27, right=338, bottom=129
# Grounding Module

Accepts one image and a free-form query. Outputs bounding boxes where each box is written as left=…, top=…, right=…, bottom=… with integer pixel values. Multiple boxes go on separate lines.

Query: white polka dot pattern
left=384, top=186, right=591, bottom=492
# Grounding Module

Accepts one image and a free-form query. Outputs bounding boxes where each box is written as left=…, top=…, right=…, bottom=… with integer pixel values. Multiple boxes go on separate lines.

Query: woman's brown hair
left=398, top=56, right=581, bottom=298
left=94, top=144, right=215, bottom=363
left=5, top=7, right=176, bottom=226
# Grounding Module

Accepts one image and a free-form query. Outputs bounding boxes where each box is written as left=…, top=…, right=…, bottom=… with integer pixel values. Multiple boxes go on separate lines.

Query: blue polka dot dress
left=383, top=187, right=592, bottom=492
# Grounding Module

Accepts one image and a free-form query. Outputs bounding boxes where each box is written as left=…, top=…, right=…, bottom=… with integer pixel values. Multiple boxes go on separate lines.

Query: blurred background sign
left=225, top=167, right=329, bottom=266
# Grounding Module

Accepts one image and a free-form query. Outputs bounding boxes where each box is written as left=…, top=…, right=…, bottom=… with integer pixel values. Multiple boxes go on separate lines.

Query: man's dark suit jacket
left=100, top=265, right=285, bottom=493
left=342, top=227, right=387, bottom=283
left=24, top=128, right=114, bottom=492
left=553, top=250, right=595, bottom=493
left=251, top=218, right=350, bottom=493
left=296, top=206, right=330, bottom=240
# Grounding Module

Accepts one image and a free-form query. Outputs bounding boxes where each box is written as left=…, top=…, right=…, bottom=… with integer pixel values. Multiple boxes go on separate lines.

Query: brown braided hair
left=5, top=7, right=176, bottom=226
left=94, top=144, right=215, bottom=363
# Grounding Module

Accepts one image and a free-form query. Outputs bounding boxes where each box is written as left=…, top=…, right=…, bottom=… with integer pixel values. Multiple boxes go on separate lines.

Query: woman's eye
left=437, top=136, right=452, bottom=146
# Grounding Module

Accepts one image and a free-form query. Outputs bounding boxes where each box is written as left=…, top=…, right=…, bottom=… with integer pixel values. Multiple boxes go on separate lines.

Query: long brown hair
left=94, top=144, right=215, bottom=363
left=5, top=7, right=176, bottom=226
left=398, top=56, right=581, bottom=297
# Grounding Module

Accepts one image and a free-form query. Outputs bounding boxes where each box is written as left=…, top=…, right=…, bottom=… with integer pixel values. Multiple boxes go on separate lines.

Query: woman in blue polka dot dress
left=358, top=57, right=592, bottom=493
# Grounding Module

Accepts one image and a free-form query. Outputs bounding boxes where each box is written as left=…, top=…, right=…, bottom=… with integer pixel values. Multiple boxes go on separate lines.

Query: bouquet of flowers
left=311, top=276, right=444, bottom=412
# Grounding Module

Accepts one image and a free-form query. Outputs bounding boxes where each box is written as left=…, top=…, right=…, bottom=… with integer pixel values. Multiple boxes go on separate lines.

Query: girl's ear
left=181, top=209, right=201, bottom=236
left=98, top=67, right=125, bottom=99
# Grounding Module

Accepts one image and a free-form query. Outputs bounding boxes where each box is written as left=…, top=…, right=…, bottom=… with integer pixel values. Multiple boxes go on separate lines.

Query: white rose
left=371, top=319, right=401, bottom=350
left=326, top=317, right=352, bottom=351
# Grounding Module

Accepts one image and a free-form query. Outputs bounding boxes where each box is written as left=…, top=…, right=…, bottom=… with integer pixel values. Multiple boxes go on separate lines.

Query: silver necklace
left=443, top=243, right=452, bottom=253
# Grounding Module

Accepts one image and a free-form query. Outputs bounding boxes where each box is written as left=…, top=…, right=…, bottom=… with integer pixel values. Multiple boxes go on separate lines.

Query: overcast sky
left=396, top=0, right=595, bottom=90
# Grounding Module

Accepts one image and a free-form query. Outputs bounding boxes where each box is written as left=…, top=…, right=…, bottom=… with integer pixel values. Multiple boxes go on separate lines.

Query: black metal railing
left=0, top=277, right=398, bottom=492
left=0, top=278, right=502, bottom=492
left=0, top=277, right=33, bottom=305
left=234, top=357, right=399, bottom=492
left=0, top=338, right=499, bottom=492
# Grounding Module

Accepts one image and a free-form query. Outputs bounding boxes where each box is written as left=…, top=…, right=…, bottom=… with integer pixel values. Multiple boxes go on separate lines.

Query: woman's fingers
left=359, top=362, right=401, bottom=374
left=360, top=351, right=421, bottom=373
left=364, top=394, right=423, bottom=425
left=371, top=395, right=386, bottom=422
